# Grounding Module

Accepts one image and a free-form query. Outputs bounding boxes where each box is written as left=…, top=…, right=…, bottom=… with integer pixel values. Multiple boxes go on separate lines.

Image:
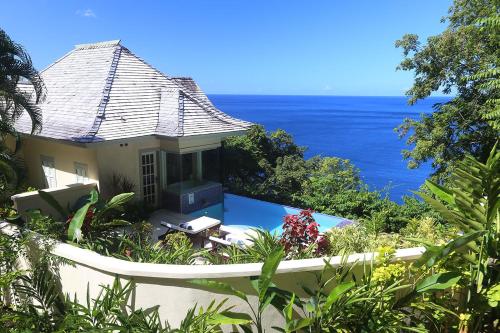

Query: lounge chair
left=160, top=216, right=220, bottom=247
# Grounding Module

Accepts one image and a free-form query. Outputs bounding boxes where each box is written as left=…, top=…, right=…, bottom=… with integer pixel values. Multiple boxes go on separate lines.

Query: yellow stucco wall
left=21, top=136, right=99, bottom=189
left=19, top=134, right=229, bottom=201
left=94, top=136, right=160, bottom=198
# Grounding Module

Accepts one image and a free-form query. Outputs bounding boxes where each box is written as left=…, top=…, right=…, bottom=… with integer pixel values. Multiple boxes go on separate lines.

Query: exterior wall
left=0, top=222, right=424, bottom=331
left=93, top=135, right=227, bottom=201
left=20, top=136, right=99, bottom=189
left=19, top=133, right=234, bottom=202
left=93, top=136, right=160, bottom=198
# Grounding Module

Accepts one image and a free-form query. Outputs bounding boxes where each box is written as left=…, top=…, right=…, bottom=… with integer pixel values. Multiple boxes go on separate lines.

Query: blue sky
left=1, top=1, right=451, bottom=96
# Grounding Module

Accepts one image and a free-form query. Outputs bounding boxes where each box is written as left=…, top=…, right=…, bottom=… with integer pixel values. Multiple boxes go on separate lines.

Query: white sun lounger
left=160, top=216, right=220, bottom=235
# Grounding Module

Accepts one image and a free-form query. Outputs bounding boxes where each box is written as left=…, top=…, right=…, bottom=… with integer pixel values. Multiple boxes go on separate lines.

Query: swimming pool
left=189, top=193, right=351, bottom=234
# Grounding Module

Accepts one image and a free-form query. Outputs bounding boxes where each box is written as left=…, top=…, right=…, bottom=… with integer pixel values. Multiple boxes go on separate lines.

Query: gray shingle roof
left=15, top=40, right=252, bottom=142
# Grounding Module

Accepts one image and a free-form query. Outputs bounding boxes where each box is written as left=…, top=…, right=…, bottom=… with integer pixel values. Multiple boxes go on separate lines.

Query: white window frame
left=74, top=162, right=89, bottom=183
left=41, top=156, right=57, bottom=188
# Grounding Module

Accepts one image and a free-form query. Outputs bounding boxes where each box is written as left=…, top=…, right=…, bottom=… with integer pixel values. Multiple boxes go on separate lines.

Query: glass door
left=141, top=151, right=157, bottom=205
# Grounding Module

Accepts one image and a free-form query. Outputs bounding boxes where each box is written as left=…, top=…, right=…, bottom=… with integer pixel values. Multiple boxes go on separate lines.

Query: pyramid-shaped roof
left=15, top=40, right=252, bottom=142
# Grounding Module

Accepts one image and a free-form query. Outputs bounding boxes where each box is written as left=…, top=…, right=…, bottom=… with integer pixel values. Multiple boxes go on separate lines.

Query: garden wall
left=0, top=222, right=424, bottom=330
left=11, top=183, right=98, bottom=219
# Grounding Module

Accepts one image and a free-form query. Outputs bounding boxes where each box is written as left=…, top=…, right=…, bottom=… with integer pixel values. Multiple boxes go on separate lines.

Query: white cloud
left=76, top=9, right=96, bottom=18
left=323, top=85, right=332, bottom=91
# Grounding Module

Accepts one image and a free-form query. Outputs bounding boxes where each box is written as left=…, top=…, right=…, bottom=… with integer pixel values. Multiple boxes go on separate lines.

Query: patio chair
left=160, top=216, right=220, bottom=247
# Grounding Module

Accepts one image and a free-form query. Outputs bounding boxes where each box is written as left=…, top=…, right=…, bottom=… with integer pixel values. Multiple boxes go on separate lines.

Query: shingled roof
left=15, top=40, right=252, bottom=142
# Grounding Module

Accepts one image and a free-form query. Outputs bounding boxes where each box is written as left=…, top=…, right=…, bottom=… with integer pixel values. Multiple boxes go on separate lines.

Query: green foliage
left=0, top=29, right=46, bottom=205
left=203, top=229, right=284, bottom=265
left=223, top=125, right=306, bottom=205
left=0, top=227, right=26, bottom=304
left=173, top=299, right=251, bottom=333
left=23, top=209, right=65, bottom=240
left=416, top=142, right=500, bottom=331
left=223, top=126, right=436, bottom=233
left=282, top=251, right=461, bottom=332
left=59, top=279, right=171, bottom=332
left=245, top=229, right=283, bottom=263
left=113, top=231, right=198, bottom=265
left=325, top=217, right=455, bottom=257
left=471, top=13, right=500, bottom=130
left=0, top=28, right=45, bottom=134
left=39, top=188, right=134, bottom=243
left=325, top=224, right=374, bottom=255
left=191, top=249, right=291, bottom=333
left=395, top=0, right=498, bottom=179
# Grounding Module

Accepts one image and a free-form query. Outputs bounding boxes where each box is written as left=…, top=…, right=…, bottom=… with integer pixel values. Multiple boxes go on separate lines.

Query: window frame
left=74, top=162, right=89, bottom=183
left=40, top=155, right=57, bottom=188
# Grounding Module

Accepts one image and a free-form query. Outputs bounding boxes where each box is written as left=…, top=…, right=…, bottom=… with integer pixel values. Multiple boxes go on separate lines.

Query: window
left=202, top=148, right=220, bottom=182
left=74, top=162, right=89, bottom=183
left=166, top=152, right=181, bottom=186
left=41, top=156, right=57, bottom=188
left=182, top=153, right=194, bottom=181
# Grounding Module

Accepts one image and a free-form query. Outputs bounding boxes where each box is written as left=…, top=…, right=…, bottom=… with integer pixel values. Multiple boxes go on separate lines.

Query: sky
left=1, top=1, right=452, bottom=96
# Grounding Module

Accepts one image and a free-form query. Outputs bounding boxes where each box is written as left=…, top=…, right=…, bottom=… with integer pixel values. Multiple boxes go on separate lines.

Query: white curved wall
left=1, top=222, right=424, bottom=330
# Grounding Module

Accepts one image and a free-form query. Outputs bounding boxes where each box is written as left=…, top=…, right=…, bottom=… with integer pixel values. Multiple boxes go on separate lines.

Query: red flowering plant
left=280, top=209, right=329, bottom=258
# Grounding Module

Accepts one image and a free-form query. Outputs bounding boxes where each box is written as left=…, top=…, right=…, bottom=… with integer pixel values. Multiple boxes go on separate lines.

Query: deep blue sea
left=209, top=95, right=449, bottom=202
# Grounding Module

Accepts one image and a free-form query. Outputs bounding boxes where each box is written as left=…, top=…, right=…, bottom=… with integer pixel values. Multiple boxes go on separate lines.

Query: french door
left=141, top=151, right=157, bottom=205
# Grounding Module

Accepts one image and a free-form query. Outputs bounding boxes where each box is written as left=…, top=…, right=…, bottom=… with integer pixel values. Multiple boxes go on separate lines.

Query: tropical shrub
left=202, top=229, right=283, bottom=265
left=191, top=249, right=290, bottom=333
left=105, top=172, right=136, bottom=198
left=325, top=224, right=374, bottom=255
left=280, top=209, right=331, bottom=259
left=415, top=143, right=500, bottom=331
left=23, top=209, right=65, bottom=240
left=325, top=217, right=455, bottom=257
left=39, top=188, right=134, bottom=243
left=192, top=246, right=464, bottom=332
left=245, top=229, right=283, bottom=263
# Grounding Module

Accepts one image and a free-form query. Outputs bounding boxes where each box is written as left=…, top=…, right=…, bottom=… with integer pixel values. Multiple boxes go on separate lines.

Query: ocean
left=209, top=95, right=449, bottom=202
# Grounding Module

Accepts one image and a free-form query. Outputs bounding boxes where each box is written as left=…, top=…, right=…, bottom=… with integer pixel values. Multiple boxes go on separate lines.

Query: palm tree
left=0, top=28, right=45, bottom=199
left=0, top=28, right=45, bottom=134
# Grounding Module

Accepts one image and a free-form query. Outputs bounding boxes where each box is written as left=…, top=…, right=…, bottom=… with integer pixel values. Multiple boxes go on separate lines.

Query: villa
left=15, top=40, right=252, bottom=214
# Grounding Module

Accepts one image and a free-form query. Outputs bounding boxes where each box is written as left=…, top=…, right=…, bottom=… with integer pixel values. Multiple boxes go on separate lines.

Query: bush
left=325, top=224, right=373, bottom=255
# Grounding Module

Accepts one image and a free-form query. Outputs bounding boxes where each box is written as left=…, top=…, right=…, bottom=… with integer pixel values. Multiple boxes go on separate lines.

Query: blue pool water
left=189, top=193, right=350, bottom=234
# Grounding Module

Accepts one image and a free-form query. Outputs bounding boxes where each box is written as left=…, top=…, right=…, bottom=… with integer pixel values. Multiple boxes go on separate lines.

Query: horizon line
left=205, top=93, right=452, bottom=98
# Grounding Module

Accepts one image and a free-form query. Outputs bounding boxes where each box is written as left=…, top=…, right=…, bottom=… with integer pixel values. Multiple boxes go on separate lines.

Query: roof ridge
left=178, top=92, right=185, bottom=136
left=177, top=83, right=252, bottom=128
left=78, top=45, right=122, bottom=142
left=41, top=40, right=121, bottom=74
left=75, top=40, right=121, bottom=50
